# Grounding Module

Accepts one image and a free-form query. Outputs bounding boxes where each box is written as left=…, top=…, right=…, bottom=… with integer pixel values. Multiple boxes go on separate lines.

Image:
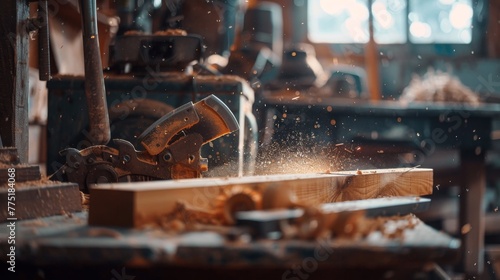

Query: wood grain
left=324, top=169, right=433, bottom=202
left=89, top=168, right=433, bottom=228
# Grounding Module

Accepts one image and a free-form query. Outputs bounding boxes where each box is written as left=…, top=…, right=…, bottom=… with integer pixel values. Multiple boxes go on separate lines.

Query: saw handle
left=79, top=0, right=110, bottom=145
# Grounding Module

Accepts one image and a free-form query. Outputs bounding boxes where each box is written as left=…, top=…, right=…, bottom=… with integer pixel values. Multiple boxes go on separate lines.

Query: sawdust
left=301, top=213, right=421, bottom=241
left=0, top=152, right=19, bottom=165
left=0, top=177, right=55, bottom=189
left=0, top=148, right=36, bottom=168
left=123, top=30, right=146, bottom=36
left=81, top=192, right=90, bottom=210
left=399, top=69, right=480, bottom=106
left=154, top=29, right=188, bottom=36
left=0, top=163, right=34, bottom=170
left=150, top=200, right=420, bottom=242
left=123, top=29, right=187, bottom=37
left=284, top=202, right=420, bottom=241
left=254, top=141, right=361, bottom=176
left=0, top=163, right=31, bottom=168
left=252, top=122, right=399, bottom=177
left=461, top=223, right=472, bottom=235
left=154, top=201, right=223, bottom=232
left=351, top=214, right=420, bottom=240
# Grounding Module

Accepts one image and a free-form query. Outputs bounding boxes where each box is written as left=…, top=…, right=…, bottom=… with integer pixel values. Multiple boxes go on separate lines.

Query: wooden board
left=0, top=182, right=82, bottom=222
left=89, top=168, right=433, bottom=228
left=0, top=166, right=41, bottom=183
left=0, top=148, right=41, bottom=183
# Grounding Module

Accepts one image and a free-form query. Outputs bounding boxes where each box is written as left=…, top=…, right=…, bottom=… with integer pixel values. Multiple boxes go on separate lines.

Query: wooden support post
left=0, top=0, right=30, bottom=163
left=460, top=149, right=486, bottom=277
left=89, top=168, right=433, bottom=228
left=365, top=0, right=381, bottom=101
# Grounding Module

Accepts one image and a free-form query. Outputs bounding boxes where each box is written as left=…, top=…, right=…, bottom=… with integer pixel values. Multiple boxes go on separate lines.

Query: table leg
left=460, top=149, right=486, bottom=277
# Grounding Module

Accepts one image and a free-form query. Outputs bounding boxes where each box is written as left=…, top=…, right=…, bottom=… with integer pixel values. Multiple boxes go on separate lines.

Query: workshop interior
left=1, top=0, right=500, bottom=279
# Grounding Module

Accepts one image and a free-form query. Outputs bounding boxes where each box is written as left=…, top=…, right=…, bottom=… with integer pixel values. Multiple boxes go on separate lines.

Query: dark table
left=0, top=212, right=459, bottom=280
left=258, top=93, right=500, bottom=277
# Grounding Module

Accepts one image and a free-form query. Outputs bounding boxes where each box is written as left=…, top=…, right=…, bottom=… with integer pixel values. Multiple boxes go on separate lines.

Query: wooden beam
left=459, top=149, right=485, bottom=277
left=0, top=148, right=41, bottom=182
left=365, top=0, right=381, bottom=101
left=89, top=168, right=433, bottom=228
left=0, top=182, right=82, bottom=222
left=0, top=166, right=41, bottom=183
left=0, top=0, right=30, bottom=162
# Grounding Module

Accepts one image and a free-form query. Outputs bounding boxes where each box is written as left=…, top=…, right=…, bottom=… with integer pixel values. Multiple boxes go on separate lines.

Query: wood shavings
left=123, top=30, right=146, bottom=36
left=0, top=161, right=18, bottom=168
left=154, top=29, right=188, bottom=36
left=461, top=223, right=472, bottom=235
left=17, top=178, right=55, bottom=187
left=0, top=178, right=56, bottom=189
left=329, top=214, right=420, bottom=241
left=366, top=214, right=420, bottom=240
left=289, top=210, right=420, bottom=241
left=0, top=148, right=20, bottom=165
left=399, top=69, right=480, bottom=106
left=81, top=192, right=90, bottom=210
left=156, top=201, right=223, bottom=231
left=61, top=210, right=74, bottom=218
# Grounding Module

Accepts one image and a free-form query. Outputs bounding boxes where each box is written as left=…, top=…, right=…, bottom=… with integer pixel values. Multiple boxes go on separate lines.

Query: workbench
left=0, top=211, right=459, bottom=280
left=258, top=93, right=500, bottom=277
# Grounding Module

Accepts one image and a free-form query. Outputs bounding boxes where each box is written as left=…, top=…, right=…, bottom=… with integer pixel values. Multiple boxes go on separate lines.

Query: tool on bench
left=50, top=0, right=239, bottom=192
left=51, top=94, right=239, bottom=193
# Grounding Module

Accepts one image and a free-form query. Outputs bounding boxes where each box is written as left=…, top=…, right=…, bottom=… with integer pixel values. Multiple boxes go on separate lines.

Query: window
left=307, top=0, right=473, bottom=44
left=409, top=0, right=473, bottom=43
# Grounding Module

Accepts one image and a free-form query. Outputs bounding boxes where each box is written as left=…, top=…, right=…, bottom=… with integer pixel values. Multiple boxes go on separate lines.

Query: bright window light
left=308, top=0, right=406, bottom=44
left=409, top=0, right=472, bottom=43
left=307, top=0, right=473, bottom=44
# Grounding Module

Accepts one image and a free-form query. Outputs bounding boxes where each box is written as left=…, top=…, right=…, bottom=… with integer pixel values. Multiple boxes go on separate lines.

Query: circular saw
left=50, top=95, right=239, bottom=192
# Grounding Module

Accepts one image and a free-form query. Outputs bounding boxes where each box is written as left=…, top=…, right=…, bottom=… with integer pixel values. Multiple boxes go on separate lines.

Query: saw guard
left=138, top=95, right=239, bottom=156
